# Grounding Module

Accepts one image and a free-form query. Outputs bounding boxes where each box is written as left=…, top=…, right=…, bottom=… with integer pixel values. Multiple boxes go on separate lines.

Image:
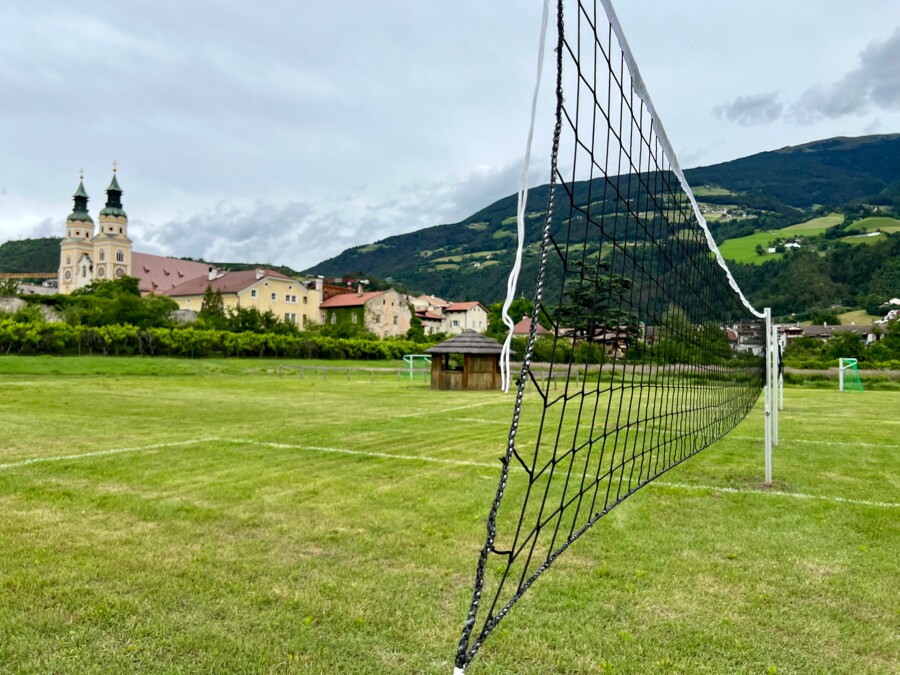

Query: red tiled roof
left=445, top=301, right=486, bottom=313
left=512, top=317, right=551, bottom=335
left=416, top=310, right=443, bottom=321
left=320, top=291, right=384, bottom=308
left=132, top=252, right=211, bottom=295
left=164, top=268, right=295, bottom=297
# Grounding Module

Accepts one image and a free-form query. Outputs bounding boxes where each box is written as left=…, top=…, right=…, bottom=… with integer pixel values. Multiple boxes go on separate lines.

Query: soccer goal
left=453, top=0, right=774, bottom=671
left=838, top=357, right=863, bottom=392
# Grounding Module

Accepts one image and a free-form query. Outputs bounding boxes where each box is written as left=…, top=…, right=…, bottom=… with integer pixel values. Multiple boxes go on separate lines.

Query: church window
left=119, top=228, right=123, bottom=234
left=116, top=250, right=124, bottom=263
left=66, top=255, right=71, bottom=265
left=82, top=266, right=87, bottom=277
left=99, top=250, right=105, bottom=262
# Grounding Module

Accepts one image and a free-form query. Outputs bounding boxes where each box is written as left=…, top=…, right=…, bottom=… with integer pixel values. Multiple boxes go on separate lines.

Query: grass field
left=846, top=216, right=900, bottom=234
left=1, top=357, right=898, bottom=673
left=716, top=231, right=783, bottom=264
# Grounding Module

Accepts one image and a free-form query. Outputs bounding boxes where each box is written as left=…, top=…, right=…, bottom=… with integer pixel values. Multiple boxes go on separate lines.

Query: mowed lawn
left=0, top=357, right=897, bottom=674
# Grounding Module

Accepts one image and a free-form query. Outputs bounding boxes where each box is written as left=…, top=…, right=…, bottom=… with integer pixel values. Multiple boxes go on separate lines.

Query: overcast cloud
left=1, top=1, right=899, bottom=270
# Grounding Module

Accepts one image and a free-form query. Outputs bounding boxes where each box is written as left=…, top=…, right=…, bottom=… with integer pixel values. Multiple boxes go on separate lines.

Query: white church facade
left=58, top=170, right=133, bottom=293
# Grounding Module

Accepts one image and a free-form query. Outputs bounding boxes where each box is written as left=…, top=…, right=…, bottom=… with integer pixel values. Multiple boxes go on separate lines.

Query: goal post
left=838, top=358, right=863, bottom=392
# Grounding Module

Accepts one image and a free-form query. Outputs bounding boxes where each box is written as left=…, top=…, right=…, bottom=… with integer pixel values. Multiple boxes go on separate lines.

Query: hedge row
left=0, top=318, right=430, bottom=359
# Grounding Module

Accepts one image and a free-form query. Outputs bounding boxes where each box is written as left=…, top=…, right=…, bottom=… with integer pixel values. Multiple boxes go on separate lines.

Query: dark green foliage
left=67, top=277, right=179, bottom=329
left=484, top=297, right=534, bottom=340
left=0, top=237, right=61, bottom=273
left=0, top=316, right=431, bottom=359
left=732, top=234, right=900, bottom=316
left=198, top=286, right=226, bottom=329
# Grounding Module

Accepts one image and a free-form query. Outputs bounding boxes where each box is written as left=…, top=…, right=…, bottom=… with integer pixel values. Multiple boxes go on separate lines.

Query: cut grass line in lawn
left=227, top=439, right=501, bottom=469
left=394, top=400, right=508, bottom=418
left=653, top=481, right=900, bottom=508
left=732, top=435, right=900, bottom=449
left=0, top=437, right=220, bottom=471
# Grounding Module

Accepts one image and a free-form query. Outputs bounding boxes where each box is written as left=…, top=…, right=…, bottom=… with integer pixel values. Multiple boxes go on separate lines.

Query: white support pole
left=764, top=307, right=773, bottom=486
left=839, top=359, right=845, bottom=392
left=772, top=321, right=779, bottom=447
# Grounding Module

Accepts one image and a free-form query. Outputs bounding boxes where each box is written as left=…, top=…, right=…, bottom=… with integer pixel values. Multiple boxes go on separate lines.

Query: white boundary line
left=394, top=400, right=508, bottom=418
left=0, top=438, right=220, bottom=471
left=3, top=437, right=896, bottom=508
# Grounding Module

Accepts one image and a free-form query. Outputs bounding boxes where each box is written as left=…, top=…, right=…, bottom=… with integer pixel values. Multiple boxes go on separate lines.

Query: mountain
left=308, top=134, right=900, bottom=306
left=0, top=238, right=62, bottom=274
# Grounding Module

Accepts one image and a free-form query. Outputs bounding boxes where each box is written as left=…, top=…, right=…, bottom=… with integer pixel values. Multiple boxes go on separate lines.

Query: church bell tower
left=58, top=171, right=96, bottom=293
left=94, top=162, right=132, bottom=282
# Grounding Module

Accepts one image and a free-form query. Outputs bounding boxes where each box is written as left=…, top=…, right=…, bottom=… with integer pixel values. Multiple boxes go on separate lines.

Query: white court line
left=731, top=436, right=900, bottom=449
left=0, top=438, right=221, bottom=471
left=225, top=440, right=898, bottom=508
left=4, top=437, right=895, bottom=509
left=394, top=400, right=508, bottom=418
left=654, top=481, right=899, bottom=508
left=226, top=439, right=500, bottom=469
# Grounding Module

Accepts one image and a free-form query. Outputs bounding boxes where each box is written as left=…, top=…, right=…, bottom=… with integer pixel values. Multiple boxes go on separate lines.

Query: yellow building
left=166, top=269, right=322, bottom=327
left=58, top=170, right=132, bottom=293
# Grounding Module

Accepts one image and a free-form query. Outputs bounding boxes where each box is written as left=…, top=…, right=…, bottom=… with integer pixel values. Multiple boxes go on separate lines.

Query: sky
left=1, top=0, right=899, bottom=271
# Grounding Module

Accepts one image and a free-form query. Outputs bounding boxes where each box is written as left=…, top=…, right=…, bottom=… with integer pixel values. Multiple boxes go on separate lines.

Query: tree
left=0, top=278, right=19, bottom=296
left=554, top=263, right=636, bottom=338
left=198, top=286, right=226, bottom=329
left=485, top=297, right=534, bottom=340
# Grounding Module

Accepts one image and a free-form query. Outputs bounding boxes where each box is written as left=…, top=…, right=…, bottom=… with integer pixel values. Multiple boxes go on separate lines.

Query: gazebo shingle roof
left=425, top=329, right=503, bottom=355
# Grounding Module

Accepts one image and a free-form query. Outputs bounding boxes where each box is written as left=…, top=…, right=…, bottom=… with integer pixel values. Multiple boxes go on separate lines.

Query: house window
left=285, top=312, right=296, bottom=323
left=251, top=289, right=258, bottom=298
left=330, top=313, right=336, bottom=324
left=452, top=320, right=459, bottom=327
left=393, top=316, right=398, bottom=325
left=352, top=314, right=358, bottom=323
left=375, top=314, right=381, bottom=323
left=116, top=250, right=124, bottom=263
left=303, top=296, right=308, bottom=305
left=99, top=250, right=105, bottom=261
left=271, top=292, right=277, bottom=301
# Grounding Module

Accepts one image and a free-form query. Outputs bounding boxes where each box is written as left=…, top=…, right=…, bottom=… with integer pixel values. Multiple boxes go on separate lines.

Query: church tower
left=58, top=173, right=96, bottom=293
left=94, top=164, right=132, bottom=282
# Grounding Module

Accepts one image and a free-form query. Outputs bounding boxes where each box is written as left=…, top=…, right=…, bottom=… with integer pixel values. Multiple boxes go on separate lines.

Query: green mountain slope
left=0, top=238, right=62, bottom=273
left=308, top=134, right=900, bottom=305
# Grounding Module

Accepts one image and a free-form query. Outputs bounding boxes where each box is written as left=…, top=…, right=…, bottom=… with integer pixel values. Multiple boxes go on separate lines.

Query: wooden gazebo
left=425, top=330, right=503, bottom=390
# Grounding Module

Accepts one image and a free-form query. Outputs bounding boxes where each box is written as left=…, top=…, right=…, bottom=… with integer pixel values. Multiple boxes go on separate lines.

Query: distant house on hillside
left=442, top=301, right=489, bottom=334
left=511, top=316, right=551, bottom=337
left=319, top=288, right=411, bottom=337
left=165, top=269, right=321, bottom=326
left=801, top=324, right=881, bottom=345
left=415, top=310, right=444, bottom=335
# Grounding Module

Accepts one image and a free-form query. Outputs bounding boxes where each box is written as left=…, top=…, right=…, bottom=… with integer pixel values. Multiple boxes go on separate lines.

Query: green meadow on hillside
left=0, top=357, right=897, bottom=673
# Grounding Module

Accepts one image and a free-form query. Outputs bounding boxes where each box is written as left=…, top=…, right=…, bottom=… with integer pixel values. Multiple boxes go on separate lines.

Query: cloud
left=713, top=92, right=783, bottom=126
left=790, top=28, right=900, bottom=123
left=134, top=159, right=538, bottom=271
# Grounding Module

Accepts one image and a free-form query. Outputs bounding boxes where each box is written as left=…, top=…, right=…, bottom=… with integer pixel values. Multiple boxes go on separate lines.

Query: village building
left=319, top=288, right=411, bottom=338
left=165, top=269, right=321, bottom=326
left=442, top=301, right=489, bottom=334
left=511, top=316, right=552, bottom=337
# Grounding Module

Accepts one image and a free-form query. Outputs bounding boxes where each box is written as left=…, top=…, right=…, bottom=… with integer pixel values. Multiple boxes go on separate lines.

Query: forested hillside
left=0, top=238, right=61, bottom=273
left=309, top=134, right=900, bottom=313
